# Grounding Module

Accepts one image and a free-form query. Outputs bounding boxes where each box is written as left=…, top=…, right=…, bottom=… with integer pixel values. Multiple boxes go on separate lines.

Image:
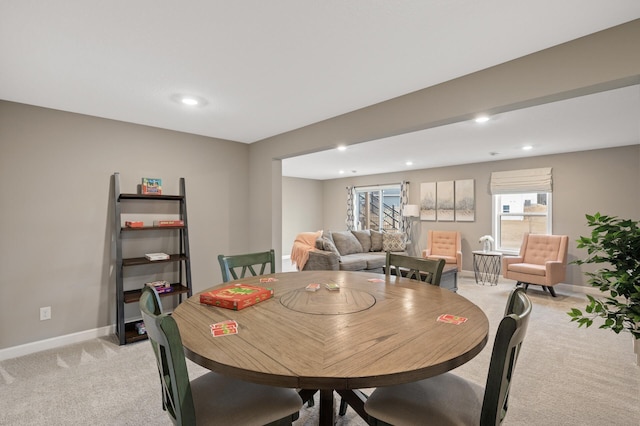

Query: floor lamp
left=403, top=204, right=420, bottom=256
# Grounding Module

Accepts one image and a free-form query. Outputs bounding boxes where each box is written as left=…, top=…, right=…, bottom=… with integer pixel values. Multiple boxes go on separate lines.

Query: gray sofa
left=302, top=229, right=407, bottom=272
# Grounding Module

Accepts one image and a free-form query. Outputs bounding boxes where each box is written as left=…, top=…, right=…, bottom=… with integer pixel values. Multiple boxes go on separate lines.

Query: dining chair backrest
left=139, top=286, right=196, bottom=425
left=481, top=287, right=532, bottom=426
left=218, top=249, right=276, bottom=282
left=140, top=283, right=164, bottom=316
left=385, top=252, right=446, bottom=286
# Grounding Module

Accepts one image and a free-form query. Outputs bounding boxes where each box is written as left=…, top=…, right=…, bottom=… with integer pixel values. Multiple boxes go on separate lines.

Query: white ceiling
left=2, top=1, right=640, bottom=178
left=283, top=85, right=640, bottom=179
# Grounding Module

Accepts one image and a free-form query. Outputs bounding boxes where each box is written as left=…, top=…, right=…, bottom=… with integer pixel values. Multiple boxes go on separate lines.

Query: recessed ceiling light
left=339, top=170, right=345, bottom=174
left=337, top=145, right=347, bottom=151
left=475, top=116, right=490, bottom=123
left=522, top=145, right=533, bottom=151
left=171, top=94, right=208, bottom=107
left=181, top=97, right=199, bottom=106
left=406, top=161, right=413, bottom=166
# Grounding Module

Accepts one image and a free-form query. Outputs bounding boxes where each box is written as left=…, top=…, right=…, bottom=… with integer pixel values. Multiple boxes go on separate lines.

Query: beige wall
left=314, top=145, right=639, bottom=286
left=0, top=101, right=251, bottom=350
left=281, top=177, right=324, bottom=256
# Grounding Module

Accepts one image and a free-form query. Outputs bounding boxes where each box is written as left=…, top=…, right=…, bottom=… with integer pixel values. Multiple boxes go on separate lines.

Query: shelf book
left=200, top=283, right=274, bottom=310
left=145, top=252, right=170, bottom=261
left=154, top=220, right=184, bottom=227
left=141, top=178, right=162, bottom=195
left=145, top=280, right=174, bottom=294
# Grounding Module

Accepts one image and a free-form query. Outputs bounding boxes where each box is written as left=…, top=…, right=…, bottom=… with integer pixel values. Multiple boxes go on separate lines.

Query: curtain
left=490, top=167, right=552, bottom=194
left=400, top=181, right=409, bottom=235
left=346, top=186, right=355, bottom=230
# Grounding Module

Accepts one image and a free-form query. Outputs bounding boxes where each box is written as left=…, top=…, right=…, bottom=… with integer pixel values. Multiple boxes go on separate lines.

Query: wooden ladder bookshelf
left=112, top=172, right=192, bottom=344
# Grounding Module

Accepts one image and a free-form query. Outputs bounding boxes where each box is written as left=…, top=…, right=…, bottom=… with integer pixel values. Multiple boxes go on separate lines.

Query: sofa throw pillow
left=322, top=236, right=340, bottom=257
left=351, top=230, right=372, bottom=253
left=370, top=230, right=384, bottom=251
left=383, top=231, right=406, bottom=252
left=332, top=231, right=364, bottom=256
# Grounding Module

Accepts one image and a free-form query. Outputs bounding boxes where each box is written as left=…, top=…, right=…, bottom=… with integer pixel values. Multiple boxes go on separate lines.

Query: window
left=493, top=192, right=552, bottom=252
left=490, top=167, right=553, bottom=252
left=355, top=185, right=401, bottom=231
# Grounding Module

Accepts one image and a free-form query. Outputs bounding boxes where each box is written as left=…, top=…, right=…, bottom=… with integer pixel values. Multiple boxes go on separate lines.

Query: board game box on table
left=200, top=283, right=274, bottom=310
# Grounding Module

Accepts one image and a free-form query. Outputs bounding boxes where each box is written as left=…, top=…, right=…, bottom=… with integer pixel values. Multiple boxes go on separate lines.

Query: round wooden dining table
left=172, top=270, right=489, bottom=425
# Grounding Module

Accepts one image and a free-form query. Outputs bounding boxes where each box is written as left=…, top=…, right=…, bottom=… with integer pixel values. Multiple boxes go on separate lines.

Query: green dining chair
left=139, top=286, right=303, bottom=426
left=218, top=249, right=276, bottom=283
left=385, top=252, right=446, bottom=286
left=363, top=287, right=532, bottom=425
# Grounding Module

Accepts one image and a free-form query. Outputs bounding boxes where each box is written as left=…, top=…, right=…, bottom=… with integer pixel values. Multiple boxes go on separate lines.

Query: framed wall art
left=455, top=179, right=475, bottom=222
left=436, top=181, right=454, bottom=221
left=420, top=182, right=436, bottom=221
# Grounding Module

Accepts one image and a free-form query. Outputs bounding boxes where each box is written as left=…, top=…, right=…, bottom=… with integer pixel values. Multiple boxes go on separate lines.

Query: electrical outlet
left=40, top=306, right=51, bottom=321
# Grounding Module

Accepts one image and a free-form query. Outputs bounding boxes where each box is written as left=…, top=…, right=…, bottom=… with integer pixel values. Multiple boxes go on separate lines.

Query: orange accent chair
left=502, top=233, right=569, bottom=297
left=421, top=230, right=462, bottom=272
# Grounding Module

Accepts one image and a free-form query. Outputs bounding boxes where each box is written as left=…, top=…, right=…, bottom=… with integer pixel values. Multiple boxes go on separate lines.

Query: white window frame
left=354, top=184, right=401, bottom=231
left=492, top=192, right=552, bottom=254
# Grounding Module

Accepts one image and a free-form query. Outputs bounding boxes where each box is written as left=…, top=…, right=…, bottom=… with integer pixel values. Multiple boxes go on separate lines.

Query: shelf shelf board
left=123, top=320, right=148, bottom=344
left=122, top=254, right=188, bottom=267
left=121, top=225, right=185, bottom=232
left=124, top=284, right=190, bottom=304
left=119, top=193, right=183, bottom=201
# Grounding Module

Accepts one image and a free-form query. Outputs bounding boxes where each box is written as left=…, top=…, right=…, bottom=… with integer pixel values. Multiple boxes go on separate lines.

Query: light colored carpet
left=1, top=276, right=638, bottom=425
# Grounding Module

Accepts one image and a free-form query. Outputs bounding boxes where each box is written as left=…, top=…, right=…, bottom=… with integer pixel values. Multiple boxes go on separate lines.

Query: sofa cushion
left=383, top=231, right=406, bottom=252
left=320, top=232, right=340, bottom=257
left=426, top=254, right=456, bottom=265
left=338, top=255, right=368, bottom=271
left=370, top=230, right=384, bottom=251
left=365, top=252, right=388, bottom=269
left=508, top=263, right=546, bottom=276
left=351, top=230, right=372, bottom=253
left=332, top=231, right=364, bottom=256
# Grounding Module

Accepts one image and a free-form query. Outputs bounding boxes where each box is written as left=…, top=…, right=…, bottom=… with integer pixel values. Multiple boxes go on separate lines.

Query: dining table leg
left=298, top=388, right=372, bottom=425
left=336, top=389, right=371, bottom=424
left=319, top=389, right=335, bottom=426
left=298, top=388, right=318, bottom=406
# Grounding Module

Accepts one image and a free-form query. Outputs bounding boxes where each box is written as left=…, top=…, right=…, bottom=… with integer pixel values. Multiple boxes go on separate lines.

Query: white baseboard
left=554, top=282, right=602, bottom=297
left=0, top=325, right=115, bottom=361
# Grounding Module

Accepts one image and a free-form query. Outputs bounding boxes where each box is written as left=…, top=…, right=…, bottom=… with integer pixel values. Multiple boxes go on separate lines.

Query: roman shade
left=490, top=167, right=552, bottom=194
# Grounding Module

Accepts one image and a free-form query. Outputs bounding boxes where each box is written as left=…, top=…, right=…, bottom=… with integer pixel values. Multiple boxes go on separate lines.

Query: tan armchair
left=421, top=230, right=462, bottom=272
left=502, top=233, right=569, bottom=297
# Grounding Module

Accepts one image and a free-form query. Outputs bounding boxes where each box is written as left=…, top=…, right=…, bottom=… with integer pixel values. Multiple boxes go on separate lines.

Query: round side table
left=472, top=251, right=502, bottom=285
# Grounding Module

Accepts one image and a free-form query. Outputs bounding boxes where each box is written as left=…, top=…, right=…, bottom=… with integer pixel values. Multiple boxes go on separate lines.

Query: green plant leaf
left=569, top=213, right=640, bottom=337
left=568, top=308, right=582, bottom=317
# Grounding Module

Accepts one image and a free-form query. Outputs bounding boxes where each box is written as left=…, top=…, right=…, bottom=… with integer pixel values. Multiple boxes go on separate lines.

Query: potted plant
left=568, top=213, right=640, bottom=364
